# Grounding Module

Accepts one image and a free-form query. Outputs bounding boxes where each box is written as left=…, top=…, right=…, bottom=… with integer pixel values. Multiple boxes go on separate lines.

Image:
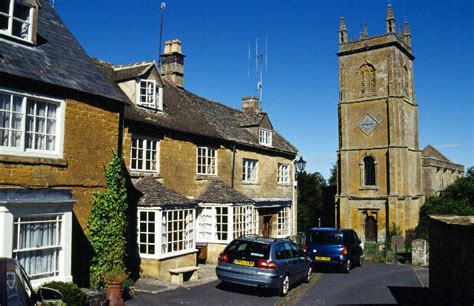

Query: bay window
left=276, top=207, right=290, bottom=237
left=233, top=205, right=258, bottom=238
left=0, top=89, right=63, bottom=158
left=137, top=208, right=196, bottom=259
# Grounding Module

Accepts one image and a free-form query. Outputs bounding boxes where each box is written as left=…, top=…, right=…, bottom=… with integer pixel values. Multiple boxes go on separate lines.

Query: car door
left=288, top=242, right=307, bottom=280
left=274, top=242, right=291, bottom=275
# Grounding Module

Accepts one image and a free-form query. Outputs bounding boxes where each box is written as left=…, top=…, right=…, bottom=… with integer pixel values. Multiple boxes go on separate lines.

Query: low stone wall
left=429, top=215, right=474, bottom=305
left=140, top=251, right=197, bottom=282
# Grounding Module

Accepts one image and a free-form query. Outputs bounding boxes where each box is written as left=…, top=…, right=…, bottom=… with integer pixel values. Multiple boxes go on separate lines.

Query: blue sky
left=56, top=0, right=473, bottom=179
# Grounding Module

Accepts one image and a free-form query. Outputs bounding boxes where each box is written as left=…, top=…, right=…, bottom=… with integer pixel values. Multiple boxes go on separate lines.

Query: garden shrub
left=41, top=281, right=86, bottom=306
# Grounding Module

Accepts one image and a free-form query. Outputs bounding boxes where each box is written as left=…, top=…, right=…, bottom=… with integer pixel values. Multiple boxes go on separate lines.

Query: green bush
left=87, top=152, right=128, bottom=289
left=41, top=281, right=87, bottom=306
left=121, top=278, right=135, bottom=300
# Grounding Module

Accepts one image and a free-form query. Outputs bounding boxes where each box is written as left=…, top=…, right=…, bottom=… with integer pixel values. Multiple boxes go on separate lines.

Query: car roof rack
left=238, top=234, right=289, bottom=243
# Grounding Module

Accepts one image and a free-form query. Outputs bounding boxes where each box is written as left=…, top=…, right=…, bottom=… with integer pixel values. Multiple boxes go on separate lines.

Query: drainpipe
left=231, top=143, right=236, bottom=188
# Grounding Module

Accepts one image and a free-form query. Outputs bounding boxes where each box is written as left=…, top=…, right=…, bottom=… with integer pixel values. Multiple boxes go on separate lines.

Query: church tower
left=336, top=5, right=423, bottom=244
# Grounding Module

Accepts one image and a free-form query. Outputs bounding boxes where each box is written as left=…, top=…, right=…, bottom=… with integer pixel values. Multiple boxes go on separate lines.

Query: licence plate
left=234, top=259, right=255, bottom=267
left=315, top=256, right=331, bottom=261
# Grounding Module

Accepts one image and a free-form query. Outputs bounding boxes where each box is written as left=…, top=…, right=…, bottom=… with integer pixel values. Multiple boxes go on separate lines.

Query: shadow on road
left=215, top=281, right=276, bottom=297
left=388, top=286, right=472, bottom=306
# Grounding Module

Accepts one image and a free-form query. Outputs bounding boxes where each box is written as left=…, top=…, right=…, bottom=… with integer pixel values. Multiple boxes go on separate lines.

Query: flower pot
left=106, top=282, right=125, bottom=306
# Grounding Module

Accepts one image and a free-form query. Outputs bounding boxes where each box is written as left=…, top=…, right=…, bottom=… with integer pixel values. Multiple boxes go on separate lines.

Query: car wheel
left=279, top=275, right=290, bottom=296
left=343, top=259, right=351, bottom=273
left=304, top=266, right=312, bottom=283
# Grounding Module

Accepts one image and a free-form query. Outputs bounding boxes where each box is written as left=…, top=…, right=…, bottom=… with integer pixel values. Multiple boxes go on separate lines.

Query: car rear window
left=225, top=240, right=271, bottom=260
left=309, top=231, right=342, bottom=245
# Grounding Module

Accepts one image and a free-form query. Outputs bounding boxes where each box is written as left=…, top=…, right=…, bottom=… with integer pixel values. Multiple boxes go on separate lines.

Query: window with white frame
left=12, top=215, right=62, bottom=280
left=233, top=205, right=257, bottom=238
left=162, top=209, right=194, bottom=255
left=130, top=136, right=159, bottom=172
left=278, top=163, right=290, bottom=185
left=137, top=208, right=195, bottom=258
left=137, top=80, right=163, bottom=110
left=0, top=90, right=63, bottom=157
left=259, top=128, right=272, bottom=146
left=197, top=206, right=229, bottom=242
left=138, top=211, right=155, bottom=255
left=277, top=207, right=290, bottom=237
left=242, top=159, right=258, bottom=183
left=0, top=1, right=34, bottom=42
left=196, top=146, right=216, bottom=175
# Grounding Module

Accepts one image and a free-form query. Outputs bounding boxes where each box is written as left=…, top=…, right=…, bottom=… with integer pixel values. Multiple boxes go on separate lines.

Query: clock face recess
left=358, top=114, right=379, bottom=135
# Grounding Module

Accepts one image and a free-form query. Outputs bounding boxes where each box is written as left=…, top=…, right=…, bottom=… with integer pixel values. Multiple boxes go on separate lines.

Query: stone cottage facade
left=96, top=40, right=298, bottom=281
left=0, top=0, right=126, bottom=286
left=335, top=4, right=464, bottom=244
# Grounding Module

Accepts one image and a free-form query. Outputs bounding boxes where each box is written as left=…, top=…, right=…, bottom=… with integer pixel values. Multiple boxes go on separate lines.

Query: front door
left=365, top=216, right=377, bottom=242
left=260, top=215, right=273, bottom=237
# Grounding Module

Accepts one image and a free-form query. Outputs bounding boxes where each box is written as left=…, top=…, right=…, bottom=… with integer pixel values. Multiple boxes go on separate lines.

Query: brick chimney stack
left=241, top=96, right=259, bottom=114
left=161, top=39, right=185, bottom=88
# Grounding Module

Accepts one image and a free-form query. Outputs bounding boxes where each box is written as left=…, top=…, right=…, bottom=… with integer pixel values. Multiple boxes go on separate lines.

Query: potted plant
left=104, top=268, right=128, bottom=306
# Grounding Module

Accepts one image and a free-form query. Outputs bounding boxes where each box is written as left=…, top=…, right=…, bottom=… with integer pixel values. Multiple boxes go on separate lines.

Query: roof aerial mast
left=158, top=2, right=166, bottom=69
left=248, top=36, right=268, bottom=112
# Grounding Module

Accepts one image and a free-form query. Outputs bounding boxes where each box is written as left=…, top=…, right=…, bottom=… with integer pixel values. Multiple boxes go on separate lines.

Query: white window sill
left=277, top=183, right=291, bottom=187
left=242, top=181, right=258, bottom=185
left=31, top=275, right=73, bottom=289
left=195, top=174, right=217, bottom=180
left=129, top=171, right=162, bottom=178
left=359, top=185, right=379, bottom=190
left=140, top=248, right=198, bottom=260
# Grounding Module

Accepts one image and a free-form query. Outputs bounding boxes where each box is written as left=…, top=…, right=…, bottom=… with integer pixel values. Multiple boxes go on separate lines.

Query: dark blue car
left=216, top=236, right=312, bottom=296
left=304, top=228, right=363, bottom=273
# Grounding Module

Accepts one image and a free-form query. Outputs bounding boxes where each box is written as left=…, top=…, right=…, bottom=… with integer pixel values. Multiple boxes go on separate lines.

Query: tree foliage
left=414, top=166, right=474, bottom=240
left=297, top=171, right=327, bottom=232
left=87, top=153, right=128, bottom=289
left=327, top=164, right=337, bottom=186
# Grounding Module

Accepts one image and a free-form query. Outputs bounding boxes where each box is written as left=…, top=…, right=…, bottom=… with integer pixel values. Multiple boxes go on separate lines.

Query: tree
left=87, top=153, right=128, bottom=289
left=328, top=164, right=337, bottom=186
left=297, top=171, right=327, bottom=232
left=414, top=166, right=474, bottom=240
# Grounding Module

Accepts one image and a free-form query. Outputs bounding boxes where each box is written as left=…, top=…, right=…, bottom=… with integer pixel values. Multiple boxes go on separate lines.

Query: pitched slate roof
left=134, top=176, right=196, bottom=207
left=0, top=1, right=126, bottom=104
left=109, top=61, right=155, bottom=82
left=95, top=60, right=297, bottom=155
left=199, top=180, right=253, bottom=204
left=422, top=145, right=451, bottom=162
left=422, top=145, right=464, bottom=171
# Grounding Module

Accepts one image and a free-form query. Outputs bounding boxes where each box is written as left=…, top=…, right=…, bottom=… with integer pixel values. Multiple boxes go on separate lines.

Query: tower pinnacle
left=386, top=4, right=396, bottom=33
left=339, top=16, right=348, bottom=44
left=404, top=21, right=412, bottom=47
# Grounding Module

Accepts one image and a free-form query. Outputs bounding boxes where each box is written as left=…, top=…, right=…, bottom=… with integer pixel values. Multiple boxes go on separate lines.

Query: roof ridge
left=113, top=60, right=155, bottom=70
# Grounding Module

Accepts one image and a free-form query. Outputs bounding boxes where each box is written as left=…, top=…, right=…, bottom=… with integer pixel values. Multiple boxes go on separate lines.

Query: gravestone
left=411, top=238, right=429, bottom=266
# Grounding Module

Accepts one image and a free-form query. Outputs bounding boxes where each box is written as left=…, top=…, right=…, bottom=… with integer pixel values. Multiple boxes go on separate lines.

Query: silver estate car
left=215, top=236, right=312, bottom=296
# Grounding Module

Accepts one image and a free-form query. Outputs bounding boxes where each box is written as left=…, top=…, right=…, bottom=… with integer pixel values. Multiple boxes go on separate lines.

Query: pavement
left=133, top=264, right=218, bottom=294
left=412, top=265, right=429, bottom=287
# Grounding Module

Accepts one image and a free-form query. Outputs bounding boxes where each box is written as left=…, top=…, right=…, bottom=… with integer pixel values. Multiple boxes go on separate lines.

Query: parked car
left=216, top=236, right=312, bottom=296
left=0, top=257, right=64, bottom=306
left=304, top=227, right=363, bottom=273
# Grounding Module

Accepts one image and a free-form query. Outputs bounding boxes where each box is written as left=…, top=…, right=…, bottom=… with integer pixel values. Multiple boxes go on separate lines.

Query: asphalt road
left=298, top=263, right=423, bottom=305
left=127, top=263, right=423, bottom=305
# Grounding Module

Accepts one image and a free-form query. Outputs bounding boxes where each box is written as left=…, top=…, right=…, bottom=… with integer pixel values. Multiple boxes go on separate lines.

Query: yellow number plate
left=315, top=256, right=331, bottom=261
left=234, top=259, right=255, bottom=267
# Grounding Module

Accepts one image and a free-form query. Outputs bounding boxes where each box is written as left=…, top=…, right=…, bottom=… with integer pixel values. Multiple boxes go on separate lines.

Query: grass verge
left=275, top=273, right=321, bottom=306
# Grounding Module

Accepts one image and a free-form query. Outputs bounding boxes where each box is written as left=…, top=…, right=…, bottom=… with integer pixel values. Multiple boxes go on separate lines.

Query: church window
left=364, top=156, right=376, bottom=186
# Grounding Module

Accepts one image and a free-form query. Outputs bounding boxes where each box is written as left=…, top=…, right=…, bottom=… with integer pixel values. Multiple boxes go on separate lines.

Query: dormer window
left=0, top=1, right=34, bottom=42
left=137, top=79, right=163, bottom=110
left=259, top=128, right=272, bottom=146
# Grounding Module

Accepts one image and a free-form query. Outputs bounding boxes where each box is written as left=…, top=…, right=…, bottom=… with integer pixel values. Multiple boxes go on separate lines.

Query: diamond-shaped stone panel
left=358, top=114, right=379, bottom=135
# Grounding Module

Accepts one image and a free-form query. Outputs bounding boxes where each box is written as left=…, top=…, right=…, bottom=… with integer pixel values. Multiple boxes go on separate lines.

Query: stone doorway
left=260, top=215, right=273, bottom=237
left=365, top=216, right=377, bottom=242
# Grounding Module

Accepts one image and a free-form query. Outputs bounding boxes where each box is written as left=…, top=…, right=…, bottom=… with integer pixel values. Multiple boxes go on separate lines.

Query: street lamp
left=295, top=156, right=306, bottom=174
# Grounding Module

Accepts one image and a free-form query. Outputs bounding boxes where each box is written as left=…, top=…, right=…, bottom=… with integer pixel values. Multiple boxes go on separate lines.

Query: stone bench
left=169, top=266, right=199, bottom=286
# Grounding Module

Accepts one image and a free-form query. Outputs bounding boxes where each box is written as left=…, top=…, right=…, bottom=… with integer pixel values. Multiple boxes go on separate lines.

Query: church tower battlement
left=335, top=4, right=424, bottom=244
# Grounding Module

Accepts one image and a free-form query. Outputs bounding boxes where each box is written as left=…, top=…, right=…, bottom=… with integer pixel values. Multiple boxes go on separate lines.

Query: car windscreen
left=225, top=240, right=271, bottom=261
left=309, top=231, right=342, bottom=245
